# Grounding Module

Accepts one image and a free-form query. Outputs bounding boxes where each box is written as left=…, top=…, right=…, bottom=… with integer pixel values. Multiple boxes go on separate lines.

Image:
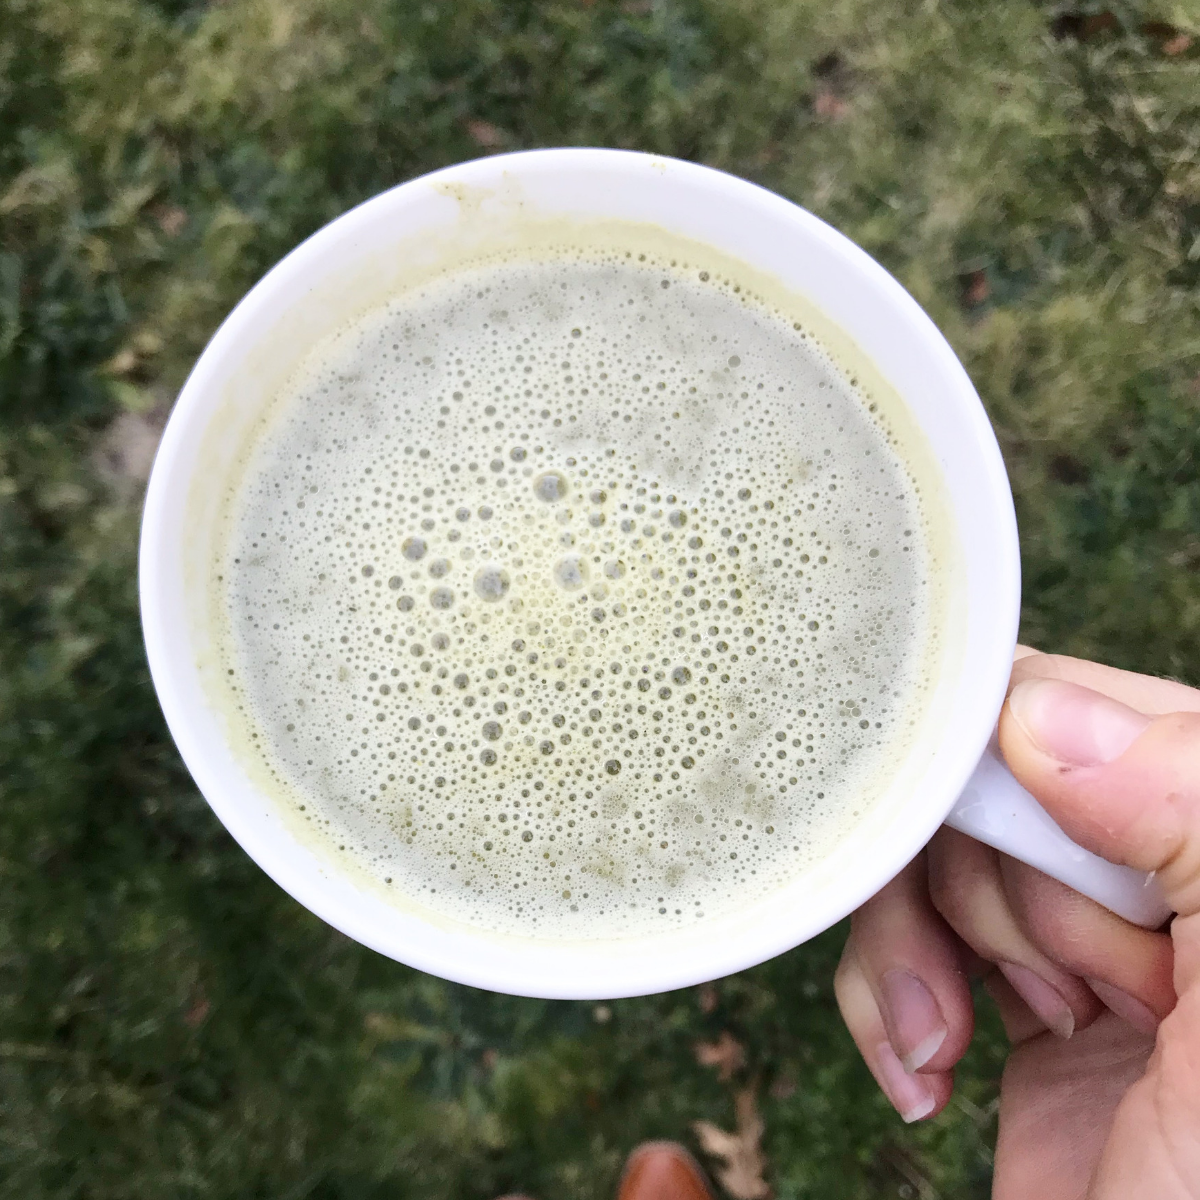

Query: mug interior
left=140, top=149, right=1019, bottom=998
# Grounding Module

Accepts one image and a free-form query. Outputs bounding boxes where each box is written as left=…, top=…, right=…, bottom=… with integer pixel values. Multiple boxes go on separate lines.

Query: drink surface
left=215, top=243, right=941, bottom=939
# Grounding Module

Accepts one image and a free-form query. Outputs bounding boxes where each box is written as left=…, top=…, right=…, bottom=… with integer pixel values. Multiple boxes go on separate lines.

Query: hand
left=835, top=649, right=1200, bottom=1199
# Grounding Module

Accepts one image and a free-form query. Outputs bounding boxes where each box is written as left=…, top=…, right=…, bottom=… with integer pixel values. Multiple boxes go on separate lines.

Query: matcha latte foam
left=211, top=236, right=948, bottom=939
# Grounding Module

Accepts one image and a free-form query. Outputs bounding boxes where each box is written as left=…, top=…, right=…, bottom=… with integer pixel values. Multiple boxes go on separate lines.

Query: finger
left=999, top=856, right=1175, bottom=1035
left=1000, top=662, right=1184, bottom=1036
left=928, top=827, right=1102, bottom=1040
left=1002, top=678, right=1200, bottom=983
left=835, top=938, right=954, bottom=1123
left=1008, top=652, right=1200, bottom=716
left=995, top=1014, right=1155, bottom=1200
left=1003, top=680, right=1200, bottom=916
left=980, top=965, right=1058, bottom=1044
left=847, top=855, right=975, bottom=1073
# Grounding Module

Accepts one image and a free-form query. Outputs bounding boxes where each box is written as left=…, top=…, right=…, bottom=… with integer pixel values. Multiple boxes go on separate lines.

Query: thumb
left=1000, top=678, right=1200, bottom=920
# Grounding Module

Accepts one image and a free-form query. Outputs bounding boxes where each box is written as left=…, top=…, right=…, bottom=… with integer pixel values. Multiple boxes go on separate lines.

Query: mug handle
left=945, top=739, right=1172, bottom=929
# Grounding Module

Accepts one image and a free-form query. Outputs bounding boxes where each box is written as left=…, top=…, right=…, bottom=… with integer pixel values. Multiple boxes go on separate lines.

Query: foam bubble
left=474, top=565, right=510, bottom=602
left=554, top=555, right=588, bottom=591
left=534, top=470, right=568, bottom=502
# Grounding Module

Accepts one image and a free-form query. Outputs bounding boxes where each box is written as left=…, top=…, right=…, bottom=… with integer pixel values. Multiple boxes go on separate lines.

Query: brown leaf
left=698, top=982, right=719, bottom=1014
left=1081, top=11, right=1119, bottom=38
left=1142, top=21, right=1180, bottom=43
left=184, top=988, right=210, bottom=1028
left=813, top=88, right=850, bottom=121
left=466, top=119, right=506, bottom=149
left=1050, top=11, right=1118, bottom=41
left=100, top=328, right=164, bottom=379
left=694, top=1030, right=744, bottom=1081
left=811, top=50, right=852, bottom=121
left=363, top=1011, right=398, bottom=1038
left=1140, top=20, right=1196, bottom=56
left=94, top=403, right=170, bottom=491
left=959, top=268, right=989, bottom=309
left=480, top=1048, right=498, bottom=1072
left=153, top=204, right=188, bottom=237
left=1167, top=541, right=1200, bottom=570
left=101, top=348, right=140, bottom=378
left=694, top=1088, right=771, bottom=1200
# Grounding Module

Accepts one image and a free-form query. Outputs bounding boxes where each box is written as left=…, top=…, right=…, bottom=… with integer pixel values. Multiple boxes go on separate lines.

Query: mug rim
left=140, top=148, right=1020, bottom=997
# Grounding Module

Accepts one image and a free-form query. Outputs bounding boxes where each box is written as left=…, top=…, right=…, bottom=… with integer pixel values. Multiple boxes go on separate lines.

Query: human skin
left=835, top=649, right=1200, bottom=1199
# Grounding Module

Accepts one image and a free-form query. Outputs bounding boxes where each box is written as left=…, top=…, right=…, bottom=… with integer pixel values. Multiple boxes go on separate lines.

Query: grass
left=1, top=0, right=1198, bottom=1196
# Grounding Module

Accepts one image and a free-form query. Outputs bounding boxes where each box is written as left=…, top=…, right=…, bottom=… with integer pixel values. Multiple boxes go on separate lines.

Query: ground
left=1, top=1, right=1198, bottom=1196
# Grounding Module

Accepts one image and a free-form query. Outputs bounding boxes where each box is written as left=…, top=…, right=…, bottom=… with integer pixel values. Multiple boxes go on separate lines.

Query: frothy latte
left=213, top=239, right=944, bottom=939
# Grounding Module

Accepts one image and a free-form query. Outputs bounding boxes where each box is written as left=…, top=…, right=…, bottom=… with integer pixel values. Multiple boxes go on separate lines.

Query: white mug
left=140, top=148, right=1169, bottom=1001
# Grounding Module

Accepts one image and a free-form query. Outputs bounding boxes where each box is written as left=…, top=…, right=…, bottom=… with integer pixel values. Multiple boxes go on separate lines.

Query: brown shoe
left=618, top=1141, right=715, bottom=1200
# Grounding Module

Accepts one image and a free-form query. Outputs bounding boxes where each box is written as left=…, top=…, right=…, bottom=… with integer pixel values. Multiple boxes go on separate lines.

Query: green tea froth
left=216, top=247, right=936, bottom=938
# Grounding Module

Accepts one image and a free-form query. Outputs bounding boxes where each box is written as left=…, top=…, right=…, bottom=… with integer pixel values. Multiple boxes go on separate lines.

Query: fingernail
left=1008, top=679, right=1151, bottom=767
left=1086, top=978, right=1160, bottom=1037
left=998, top=961, right=1075, bottom=1039
left=873, top=1041, right=936, bottom=1123
left=879, top=969, right=947, bottom=1071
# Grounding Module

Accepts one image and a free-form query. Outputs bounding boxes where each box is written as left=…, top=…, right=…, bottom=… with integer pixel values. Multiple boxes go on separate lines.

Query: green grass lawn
left=2, top=1, right=1198, bottom=1195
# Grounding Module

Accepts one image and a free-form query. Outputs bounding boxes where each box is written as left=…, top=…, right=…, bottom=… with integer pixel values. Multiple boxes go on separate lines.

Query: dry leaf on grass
left=813, top=88, right=849, bottom=121
left=1049, top=10, right=1194, bottom=54
left=960, top=267, right=990, bottom=309
left=811, top=51, right=852, bottom=121
left=101, top=348, right=140, bottom=378
left=466, top=119, right=505, bottom=149
left=694, top=1030, right=745, bottom=1081
left=94, top=404, right=171, bottom=492
left=184, top=988, right=210, bottom=1029
left=693, top=1088, right=770, bottom=1200
left=1050, top=11, right=1119, bottom=41
left=153, top=204, right=188, bottom=237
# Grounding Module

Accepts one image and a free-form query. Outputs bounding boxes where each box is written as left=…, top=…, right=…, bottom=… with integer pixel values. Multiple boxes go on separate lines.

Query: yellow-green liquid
left=215, top=246, right=939, bottom=938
